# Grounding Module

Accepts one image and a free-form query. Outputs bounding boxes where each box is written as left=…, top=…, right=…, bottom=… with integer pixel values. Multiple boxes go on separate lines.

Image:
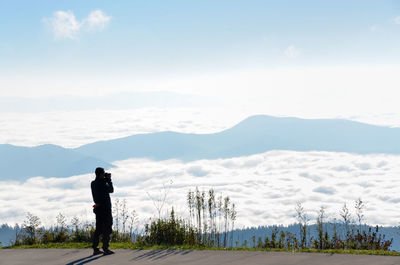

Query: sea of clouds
left=1, top=151, right=400, bottom=228
left=1, top=107, right=400, bottom=228
left=0, top=108, right=249, bottom=148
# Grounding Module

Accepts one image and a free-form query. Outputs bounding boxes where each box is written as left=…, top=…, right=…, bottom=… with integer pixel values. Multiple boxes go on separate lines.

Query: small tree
left=70, top=216, right=81, bottom=242
left=257, top=236, right=263, bottom=248
left=71, top=217, right=79, bottom=233
left=208, top=189, right=216, bottom=244
left=23, top=212, right=41, bottom=244
left=316, top=207, right=325, bottom=249
left=113, top=198, right=121, bottom=235
left=223, top=196, right=231, bottom=247
left=217, top=194, right=223, bottom=247
left=230, top=203, right=237, bottom=247
left=340, top=203, right=351, bottom=246
left=355, top=198, right=365, bottom=232
left=187, top=190, right=194, bottom=228
left=195, top=187, right=202, bottom=237
left=12, top=223, right=23, bottom=246
left=128, top=210, right=139, bottom=242
left=55, top=213, right=68, bottom=242
left=146, top=181, right=172, bottom=219
left=121, top=199, right=129, bottom=239
left=295, top=202, right=308, bottom=248
left=201, top=190, right=207, bottom=244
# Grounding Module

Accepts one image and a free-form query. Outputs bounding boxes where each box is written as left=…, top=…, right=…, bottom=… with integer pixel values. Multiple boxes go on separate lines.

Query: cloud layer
left=1, top=109, right=400, bottom=228
left=43, top=10, right=111, bottom=39
left=1, top=108, right=399, bottom=149
left=1, top=150, right=400, bottom=229
left=0, top=108, right=249, bottom=148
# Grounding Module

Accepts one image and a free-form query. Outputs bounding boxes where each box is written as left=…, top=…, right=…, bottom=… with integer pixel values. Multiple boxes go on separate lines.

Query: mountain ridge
left=0, top=144, right=114, bottom=180
left=75, top=114, right=400, bottom=161
left=1, top=115, right=400, bottom=180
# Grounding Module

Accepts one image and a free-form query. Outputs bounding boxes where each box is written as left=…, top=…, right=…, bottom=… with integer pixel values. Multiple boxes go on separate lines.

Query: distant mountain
left=0, top=144, right=113, bottom=180
left=2, top=115, right=400, bottom=180
left=75, top=115, right=400, bottom=162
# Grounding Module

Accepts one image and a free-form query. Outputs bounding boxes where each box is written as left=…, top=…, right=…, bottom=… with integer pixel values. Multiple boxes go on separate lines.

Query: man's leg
left=102, top=210, right=114, bottom=254
left=92, top=212, right=104, bottom=254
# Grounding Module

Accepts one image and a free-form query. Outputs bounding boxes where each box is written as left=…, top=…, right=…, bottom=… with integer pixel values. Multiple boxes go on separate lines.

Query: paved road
left=1, top=249, right=400, bottom=265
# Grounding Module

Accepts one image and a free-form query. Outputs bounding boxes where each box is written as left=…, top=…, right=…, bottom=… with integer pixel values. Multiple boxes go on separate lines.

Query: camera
left=104, top=172, right=111, bottom=179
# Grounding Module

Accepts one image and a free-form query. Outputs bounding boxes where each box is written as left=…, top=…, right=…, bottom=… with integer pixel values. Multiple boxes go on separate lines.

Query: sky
left=1, top=0, right=400, bottom=120
left=1, top=1, right=400, bottom=229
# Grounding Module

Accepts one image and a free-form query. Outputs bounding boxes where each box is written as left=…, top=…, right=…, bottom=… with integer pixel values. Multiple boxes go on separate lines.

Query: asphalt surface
left=1, top=249, right=400, bottom=265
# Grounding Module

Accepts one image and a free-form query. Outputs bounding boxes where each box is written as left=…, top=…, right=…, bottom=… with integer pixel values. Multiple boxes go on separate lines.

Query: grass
left=2, top=242, right=400, bottom=256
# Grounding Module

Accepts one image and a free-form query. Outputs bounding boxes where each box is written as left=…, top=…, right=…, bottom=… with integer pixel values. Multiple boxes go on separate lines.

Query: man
left=91, top=167, right=115, bottom=255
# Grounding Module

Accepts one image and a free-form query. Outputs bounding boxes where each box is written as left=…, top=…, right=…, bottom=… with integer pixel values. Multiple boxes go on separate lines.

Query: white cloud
left=43, top=11, right=81, bottom=40
left=43, top=10, right=111, bottom=40
left=284, top=45, right=300, bottom=58
left=2, top=108, right=400, bottom=228
left=2, top=150, right=400, bottom=229
left=85, top=10, right=111, bottom=32
left=395, top=16, right=400, bottom=24
left=0, top=108, right=246, bottom=148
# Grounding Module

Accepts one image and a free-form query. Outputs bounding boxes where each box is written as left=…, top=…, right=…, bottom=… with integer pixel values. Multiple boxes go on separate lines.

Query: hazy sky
left=1, top=0, right=400, bottom=117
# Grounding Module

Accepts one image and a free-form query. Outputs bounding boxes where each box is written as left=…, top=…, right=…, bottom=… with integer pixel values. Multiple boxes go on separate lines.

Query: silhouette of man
left=91, top=167, right=115, bottom=255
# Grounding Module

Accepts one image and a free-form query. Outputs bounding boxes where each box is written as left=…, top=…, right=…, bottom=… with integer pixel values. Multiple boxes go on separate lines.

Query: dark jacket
left=91, top=178, right=114, bottom=210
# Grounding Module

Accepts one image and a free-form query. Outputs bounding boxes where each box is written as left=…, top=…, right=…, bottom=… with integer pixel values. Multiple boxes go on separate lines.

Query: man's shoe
left=93, top=248, right=103, bottom=255
left=103, top=249, right=115, bottom=255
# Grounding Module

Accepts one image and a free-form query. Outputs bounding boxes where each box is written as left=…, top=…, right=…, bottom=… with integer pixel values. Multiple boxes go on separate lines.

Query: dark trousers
left=92, top=207, right=113, bottom=250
